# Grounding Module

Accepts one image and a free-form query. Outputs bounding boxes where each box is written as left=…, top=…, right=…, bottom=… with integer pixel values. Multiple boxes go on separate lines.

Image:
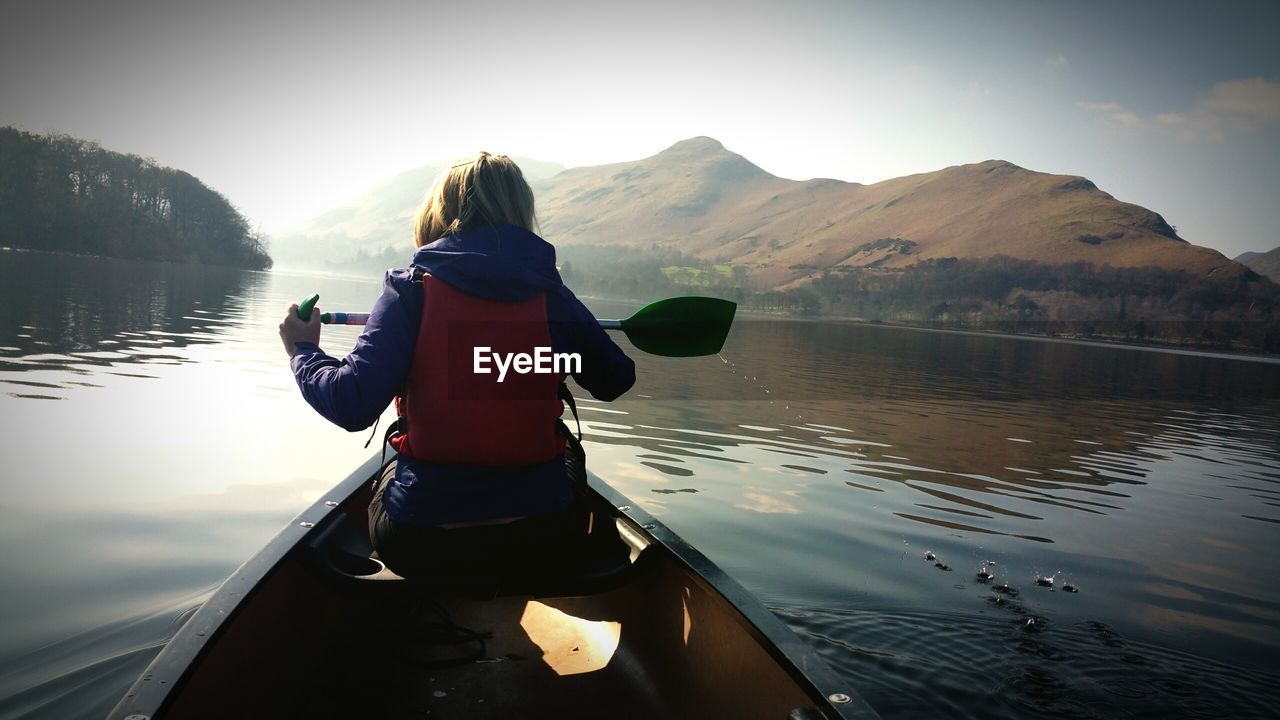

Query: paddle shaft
left=309, top=309, right=626, bottom=328
left=297, top=294, right=734, bottom=357
left=317, top=314, right=623, bottom=327
left=321, top=312, right=371, bottom=325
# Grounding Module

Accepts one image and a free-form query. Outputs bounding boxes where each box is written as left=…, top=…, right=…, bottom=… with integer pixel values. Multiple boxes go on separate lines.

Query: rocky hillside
left=535, top=137, right=1241, bottom=290
left=1236, top=247, right=1280, bottom=282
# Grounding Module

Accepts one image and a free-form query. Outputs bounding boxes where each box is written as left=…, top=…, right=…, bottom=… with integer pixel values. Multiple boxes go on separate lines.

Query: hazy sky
left=3, top=0, right=1278, bottom=257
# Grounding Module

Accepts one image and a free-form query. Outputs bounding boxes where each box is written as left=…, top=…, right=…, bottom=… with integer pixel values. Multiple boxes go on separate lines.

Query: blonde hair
left=414, top=152, right=537, bottom=247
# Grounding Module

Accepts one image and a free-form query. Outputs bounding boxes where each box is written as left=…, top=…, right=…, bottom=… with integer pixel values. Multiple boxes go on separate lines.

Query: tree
left=0, top=126, right=271, bottom=270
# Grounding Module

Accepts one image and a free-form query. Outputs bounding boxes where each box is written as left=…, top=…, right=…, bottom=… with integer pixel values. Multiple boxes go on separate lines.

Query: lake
left=1, top=249, right=1278, bottom=719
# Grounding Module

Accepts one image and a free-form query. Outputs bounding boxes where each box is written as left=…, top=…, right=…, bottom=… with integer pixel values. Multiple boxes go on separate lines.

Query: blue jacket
left=290, top=224, right=635, bottom=524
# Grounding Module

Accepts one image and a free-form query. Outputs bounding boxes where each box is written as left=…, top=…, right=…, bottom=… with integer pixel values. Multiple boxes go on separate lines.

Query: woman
left=278, top=152, right=635, bottom=576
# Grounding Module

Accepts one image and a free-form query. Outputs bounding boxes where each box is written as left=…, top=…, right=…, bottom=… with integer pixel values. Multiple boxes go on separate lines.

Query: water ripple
left=776, top=606, right=1280, bottom=720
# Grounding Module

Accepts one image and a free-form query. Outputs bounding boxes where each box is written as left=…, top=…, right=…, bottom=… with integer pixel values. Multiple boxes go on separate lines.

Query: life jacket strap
left=381, top=417, right=407, bottom=466
left=558, top=382, right=582, bottom=442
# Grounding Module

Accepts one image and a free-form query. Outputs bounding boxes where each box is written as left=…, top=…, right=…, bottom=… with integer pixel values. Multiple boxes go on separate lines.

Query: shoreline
left=731, top=307, right=1280, bottom=364
left=11, top=252, right=1274, bottom=364
left=0, top=244, right=271, bottom=273
left=568, top=292, right=1280, bottom=363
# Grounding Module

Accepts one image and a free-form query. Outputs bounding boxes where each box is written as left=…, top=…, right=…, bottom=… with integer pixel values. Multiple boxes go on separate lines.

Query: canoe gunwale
left=595, top=481, right=878, bottom=720
left=108, top=452, right=878, bottom=719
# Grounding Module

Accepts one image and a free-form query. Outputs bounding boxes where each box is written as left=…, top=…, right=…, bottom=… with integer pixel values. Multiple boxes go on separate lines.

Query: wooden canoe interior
left=151, top=488, right=830, bottom=719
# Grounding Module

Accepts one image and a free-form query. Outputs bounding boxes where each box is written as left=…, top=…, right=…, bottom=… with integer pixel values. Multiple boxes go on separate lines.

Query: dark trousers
left=367, top=460, right=587, bottom=578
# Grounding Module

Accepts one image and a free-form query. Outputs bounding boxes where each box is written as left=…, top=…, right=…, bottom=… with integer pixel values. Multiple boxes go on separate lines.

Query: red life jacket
left=389, top=272, right=566, bottom=465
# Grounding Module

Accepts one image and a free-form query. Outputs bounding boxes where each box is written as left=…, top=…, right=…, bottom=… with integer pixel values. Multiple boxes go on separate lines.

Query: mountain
left=270, top=157, right=564, bottom=267
left=274, top=137, right=1244, bottom=287
left=534, top=137, right=1241, bottom=290
left=271, top=137, right=1278, bottom=350
left=1236, top=247, right=1280, bottom=282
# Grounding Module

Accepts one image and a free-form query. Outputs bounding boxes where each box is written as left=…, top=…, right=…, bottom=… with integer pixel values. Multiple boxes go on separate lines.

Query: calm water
left=1, top=250, right=1278, bottom=719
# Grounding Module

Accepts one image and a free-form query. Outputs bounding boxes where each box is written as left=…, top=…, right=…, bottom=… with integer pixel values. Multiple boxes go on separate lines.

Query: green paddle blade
left=616, top=296, right=737, bottom=357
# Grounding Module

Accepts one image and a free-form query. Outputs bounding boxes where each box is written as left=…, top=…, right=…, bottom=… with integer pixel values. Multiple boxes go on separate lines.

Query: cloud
left=1160, top=78, right=1280, bottom=140
left=734, top=488, right=801, bottom=514
left=1080, top=78, right=1280, bottom=142
left=1077, top=101, right=1143, bottom=128
left=1047, top=55, right=1068, bottom=69
left=1081, top=79, right=1280, bottom=142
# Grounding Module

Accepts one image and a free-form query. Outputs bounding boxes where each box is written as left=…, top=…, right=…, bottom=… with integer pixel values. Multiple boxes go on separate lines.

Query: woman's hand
left=279, top=303, right=321, bottom=356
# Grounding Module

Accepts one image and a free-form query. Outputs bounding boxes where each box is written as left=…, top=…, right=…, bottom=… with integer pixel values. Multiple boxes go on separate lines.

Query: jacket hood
left=411, top=224, right=563, bottom=301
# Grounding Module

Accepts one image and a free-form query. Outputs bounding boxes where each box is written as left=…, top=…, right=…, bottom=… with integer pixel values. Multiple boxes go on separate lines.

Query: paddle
left=598, top=296, right=736, bottom=357
left=295, top=294, right=735, bottom=357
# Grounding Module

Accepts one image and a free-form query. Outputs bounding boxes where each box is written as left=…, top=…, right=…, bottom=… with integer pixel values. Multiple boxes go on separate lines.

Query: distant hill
left=274, top=137, right=1244, bottom=286
left=1236, top=247, right=1280, bottom=282
left=0, top=127, right=271, bottom=270
left=269, top=137, right=1280, bottom=351
left=270, top=157, right=563, bottom=268
left=535, top=137, right=1240, bottom=290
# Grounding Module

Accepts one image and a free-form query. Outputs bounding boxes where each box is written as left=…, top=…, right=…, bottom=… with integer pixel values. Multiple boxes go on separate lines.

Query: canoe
left=108, top=454, right=879, bottom=719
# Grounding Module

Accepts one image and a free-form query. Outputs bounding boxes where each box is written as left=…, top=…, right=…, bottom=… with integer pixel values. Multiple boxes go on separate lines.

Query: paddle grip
left=297, top=294, right=319, bottom=321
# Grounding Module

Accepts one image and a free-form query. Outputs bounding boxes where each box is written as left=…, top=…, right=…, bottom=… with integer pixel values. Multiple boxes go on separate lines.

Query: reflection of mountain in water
left=0, top=250, right=263, bottom=397
left=584, top=318, right=1280, bottom=540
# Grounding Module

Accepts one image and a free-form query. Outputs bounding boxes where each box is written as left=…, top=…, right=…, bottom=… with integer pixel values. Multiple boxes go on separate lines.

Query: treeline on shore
left=0, top=127, right=271, bottom=270
left=559, top=246, right=1280, bottom=353
left=804, top=256, right=1280, bottom=351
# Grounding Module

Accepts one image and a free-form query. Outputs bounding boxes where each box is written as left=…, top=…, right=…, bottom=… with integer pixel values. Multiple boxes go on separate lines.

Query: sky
left=2, top=0, right=1278, bottom=257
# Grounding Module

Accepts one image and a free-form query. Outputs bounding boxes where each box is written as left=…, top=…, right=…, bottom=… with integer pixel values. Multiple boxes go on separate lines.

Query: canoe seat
left=300, top=509, right=637, bottom=600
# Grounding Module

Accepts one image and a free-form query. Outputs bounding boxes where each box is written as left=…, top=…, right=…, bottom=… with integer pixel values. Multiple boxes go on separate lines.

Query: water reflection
left=0, top=251, right=263, bottom=399
left=582, top=312, right=1280, bottom=697
left=0, top=254, right=1278, bottom=719
left=0, top=480, right=329, bottom=720
left=587, top=316, right=1280, bottom=539
left=0, top=253, right=397, bottom=719
left=781, top=606, right=1280, bottom=720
